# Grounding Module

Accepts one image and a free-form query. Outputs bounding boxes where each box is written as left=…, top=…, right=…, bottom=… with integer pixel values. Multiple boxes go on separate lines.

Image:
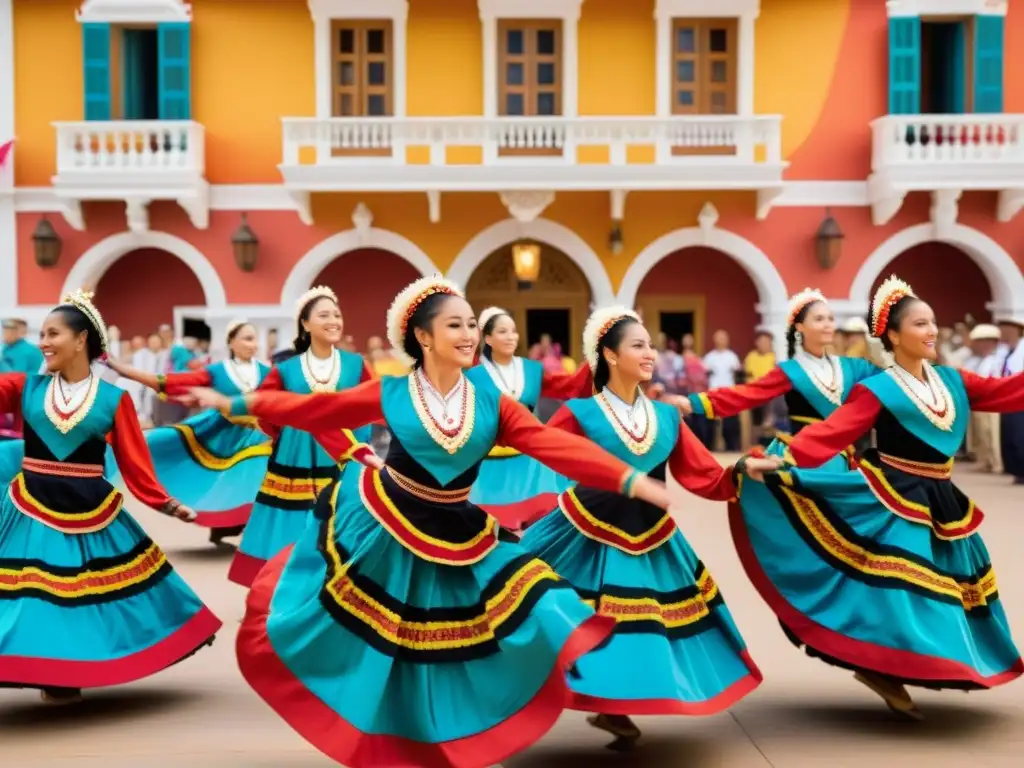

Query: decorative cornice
left=76, top=0, right=192, bottom=24
left=886, top=0, right=1007, bottom=17
left=307, top=0, right=408, bottom=22
left=478, top=0, right=584, bottom=20
left=655, top=0, right=760, bottom=19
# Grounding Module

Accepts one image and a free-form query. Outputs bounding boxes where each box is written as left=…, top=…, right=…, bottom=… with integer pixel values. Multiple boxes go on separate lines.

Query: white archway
left=850, top=223, right=1024, bottom=317
left=281, top=228, right=440, bottom=307
left=447, top=218, right=616, bottom=306
left=62, top=230, right=228, bottom=310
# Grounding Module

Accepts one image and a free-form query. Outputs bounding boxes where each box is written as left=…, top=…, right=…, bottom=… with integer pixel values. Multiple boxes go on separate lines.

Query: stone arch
left=447, top=218, right=615, bottom=307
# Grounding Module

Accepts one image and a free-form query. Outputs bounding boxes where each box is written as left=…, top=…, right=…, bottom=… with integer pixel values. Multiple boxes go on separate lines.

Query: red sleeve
left=668, top=419, right=737, bottom=501
left=786, top=385, right=881, bottom=468
left=252, top=367, right=285, bottom=440
left=496, top=396, right=634, bottom=493
left=545, top=405, right=586, bottom=436
left=540, top=362, right=593, bottom=400
left=0, top=373, right=26, bottom=416
left=108, top=393, right=171, bottom=509
left=960, top=369, right=1024, bottom=412
left=360, top=361, right=374, bottom=382
left=692, top=367, right=791, bottom=419
left=161, top=368, right=213, bottom=396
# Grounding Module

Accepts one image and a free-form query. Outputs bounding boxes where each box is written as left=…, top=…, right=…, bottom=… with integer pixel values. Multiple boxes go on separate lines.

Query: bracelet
left=156, top=374, right=167, bottom=395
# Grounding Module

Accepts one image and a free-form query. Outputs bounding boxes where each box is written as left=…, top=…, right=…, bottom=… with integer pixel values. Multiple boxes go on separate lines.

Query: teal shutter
left=888, top=17, right=921, bottom=115
left=82, top=23, right=111, bottom=121
left=973, top=16, right=1004, bottom=113
left=157, top=23, right=191, bottom=120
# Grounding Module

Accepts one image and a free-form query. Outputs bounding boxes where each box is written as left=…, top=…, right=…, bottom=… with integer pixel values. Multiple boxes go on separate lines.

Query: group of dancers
left=0, top=272, right=1021, bottom=768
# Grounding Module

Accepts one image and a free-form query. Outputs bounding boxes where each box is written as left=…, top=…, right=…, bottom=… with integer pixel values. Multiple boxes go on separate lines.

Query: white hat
left=969, top=323, right=1001, bottom=341
left=995, top=315, right=1024, bottom=328
left=841, top=317, right=869, bottom=334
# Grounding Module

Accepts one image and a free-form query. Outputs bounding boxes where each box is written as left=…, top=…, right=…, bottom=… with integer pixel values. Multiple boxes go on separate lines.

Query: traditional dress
left=107, top=359, right=273, bottom=532
left=520, top=391, right=761, bottom=714
left=465, top=357, right=592, bottom=529
left=999, top=337, right=1024, bottom=480
left=228, top=349, right=372, bottom=587
left=690, top=355, right=880, bottom=470
left=0, top=372, right=221, bottom=690
left=733, top=364, right=1024, bottom=689
left=230, top=373, right=651, bottom=768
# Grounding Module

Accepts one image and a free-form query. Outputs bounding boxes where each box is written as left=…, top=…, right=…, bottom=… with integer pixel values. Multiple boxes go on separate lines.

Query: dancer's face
left=39, top=312, right=87, bottom=373
left=230, top=324, right=258, bottom=361
left=485, top=314, right=519, bottom=359
left=303, top=298, right=343, bottom=347
left=605, top=322, right=656, bottom=384
left=888, top=300, right=938, bottom=361
left=418, top=296, right=479, bottom=368
left=796, top=301, right=835, bottom=351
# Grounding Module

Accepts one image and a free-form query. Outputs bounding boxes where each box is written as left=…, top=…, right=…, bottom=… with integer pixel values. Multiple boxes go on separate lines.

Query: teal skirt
left=0, top=472, right=221, bottom=689
left=469, top=450, right=570, bottom=530
left=520, top=488, right=761, bottom=714
left=237, top=466, right=614, bottom=768
left=732, top=447, right=1022, bottom=689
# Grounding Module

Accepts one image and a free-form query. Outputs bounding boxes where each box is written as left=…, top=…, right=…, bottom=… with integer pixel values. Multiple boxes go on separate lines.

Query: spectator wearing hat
left=996, top=317, right=1024, bottom=483
left=965, top=324, right=1004, bottom=474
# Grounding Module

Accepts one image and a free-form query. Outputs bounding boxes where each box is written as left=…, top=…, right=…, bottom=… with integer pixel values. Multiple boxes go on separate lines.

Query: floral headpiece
left=787, top=288, right=827, bottom=328
left=583, top=305, right=641, bottom=371
left=58, top=289, right=108, bottom=353
left=225, top=318, right=250, bottom=344
left=870, top=275, right=915, bottom=338
left=295, top=285, right=338, bottom=321
left=386, top=275, right=464, bottom=366
left=478, top=306, right=510, bottom=332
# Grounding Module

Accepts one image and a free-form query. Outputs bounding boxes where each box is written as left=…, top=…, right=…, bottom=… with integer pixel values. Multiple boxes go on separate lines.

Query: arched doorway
left=466, top=245, right=592, bottom=360
left=634, top=247, right=760, bottom=355
left=312, top=248, right=422, bottom=352
left=866, top=242, right=992, bottom=325
left=94, top=248, right=207, bottom=346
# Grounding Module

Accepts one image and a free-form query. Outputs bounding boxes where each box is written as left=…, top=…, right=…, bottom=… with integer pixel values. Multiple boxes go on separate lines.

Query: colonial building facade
left=1, top=0, right=1023, bottom=357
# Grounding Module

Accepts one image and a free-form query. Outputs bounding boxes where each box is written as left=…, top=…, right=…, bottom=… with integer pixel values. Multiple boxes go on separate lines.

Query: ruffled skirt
left=469, top=450, right=570, bottom=530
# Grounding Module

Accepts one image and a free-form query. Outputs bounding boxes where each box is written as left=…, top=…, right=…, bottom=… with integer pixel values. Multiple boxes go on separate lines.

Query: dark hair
left=868, top=294, right=920, bottom=353
left=51, top=306, right=104, bottom=362
left=785, top=300, right=824, bottom=359
left=480, top=311, right=511, bottom=361
left=403, top=293, right=457, bottom=369
left=593, top=317, right=642, bottom=392
left=293, top=296, right=337, bottom=355
left=227, top=322, right=254, bottom=360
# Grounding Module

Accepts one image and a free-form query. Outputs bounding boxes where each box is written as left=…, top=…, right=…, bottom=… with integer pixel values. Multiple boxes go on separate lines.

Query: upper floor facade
left=4, top=0, right=1024, bottom=233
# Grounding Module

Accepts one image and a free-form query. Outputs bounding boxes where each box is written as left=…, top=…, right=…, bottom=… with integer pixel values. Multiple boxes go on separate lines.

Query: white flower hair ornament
left=58, top=289, right=109, bottom=353
left=295, top=285, right=338, bottom=321
left=870, top=275, right=915, bottom=338
left=478, top=306, right=511, bottom=333
left=786, top=288, right=827, bottom=328
left=386, top=275, right=465, bottom=366
left=225, top=318, right=250, bottom=344
left=583, top=305, right=642, bottom=372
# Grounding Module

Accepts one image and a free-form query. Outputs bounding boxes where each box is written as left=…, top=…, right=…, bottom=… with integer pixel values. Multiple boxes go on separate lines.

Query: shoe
left=40, top=689, right=83, bottom=706
left=854, top=672, right=923, bottom=721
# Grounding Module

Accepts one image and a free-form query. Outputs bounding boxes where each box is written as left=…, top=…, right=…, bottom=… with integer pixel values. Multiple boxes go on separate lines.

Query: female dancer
left=193, top=276, right=676, bottom=768
left=227, top=287, right=372, bottom=587
left=466, top=306, right=593, bottom=529
left=106, top=320, right=272, bottom=545
left=0, top=291, right=221, bottom=704
left=520, top=307, right=775, bottom=748
left=681, top=289, right=879, bottom=469
left=737, top=276, right=1024, bottom=719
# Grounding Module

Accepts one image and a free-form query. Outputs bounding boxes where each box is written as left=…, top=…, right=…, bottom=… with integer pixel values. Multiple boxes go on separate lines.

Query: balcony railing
left=872, top=114, right=1024, bottom=169
left=281, top=115, right=783, bottom=167
left=53, top=120, right=205, bottom=180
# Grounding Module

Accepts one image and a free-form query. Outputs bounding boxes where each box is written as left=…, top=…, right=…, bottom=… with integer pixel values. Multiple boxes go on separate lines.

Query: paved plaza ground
left=3, top=459, right=1022, bottom=768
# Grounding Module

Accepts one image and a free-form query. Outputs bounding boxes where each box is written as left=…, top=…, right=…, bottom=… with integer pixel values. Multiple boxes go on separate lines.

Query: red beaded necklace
left=414, top=371, right=466, bottom=436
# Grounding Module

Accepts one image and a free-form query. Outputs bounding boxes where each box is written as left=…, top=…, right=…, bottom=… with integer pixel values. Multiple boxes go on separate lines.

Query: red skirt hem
left=228, top=550, right=266, bottom=587
left=569, top=650, right=762, bottom=716
left=192, top=504, right=253, bottom=529
left=728, top=501, right=1024, bottom=688
left=479, top=494, right=557, bottom=531
left=0, top=607, right=221, bottom=689
left=237, top=547, right=616, bottom=768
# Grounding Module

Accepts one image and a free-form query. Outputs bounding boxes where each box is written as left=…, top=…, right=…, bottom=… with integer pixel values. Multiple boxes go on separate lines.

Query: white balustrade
left=281, top=115, right=782, bottom=167
left=871, top=114, right=1024, bottom=170
left=53, top=120, right=205, bottom=176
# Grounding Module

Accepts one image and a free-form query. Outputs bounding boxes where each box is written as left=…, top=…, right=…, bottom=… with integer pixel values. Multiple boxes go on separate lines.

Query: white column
left=0, top=0, right=18, bottom=316
left=737, top=10, right=757, bottom=116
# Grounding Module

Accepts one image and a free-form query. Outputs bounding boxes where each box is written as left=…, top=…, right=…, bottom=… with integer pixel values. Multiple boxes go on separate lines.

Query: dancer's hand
left=631, top=475, right=671, bottom=510
left=743, top=455, right=783, bottom=482
left=361, top=452, right=385, bottom=470
left=659, top=394, right=693, bottom=416
left=162, top=500, right=197, bottom=522
left=191, top=387, right=231, bottom=413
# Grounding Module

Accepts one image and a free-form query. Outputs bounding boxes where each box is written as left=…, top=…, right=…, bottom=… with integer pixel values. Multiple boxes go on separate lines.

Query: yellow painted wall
left=407, top=0, right=482, bottom=116
left=578, top=0, right=656, bottom=116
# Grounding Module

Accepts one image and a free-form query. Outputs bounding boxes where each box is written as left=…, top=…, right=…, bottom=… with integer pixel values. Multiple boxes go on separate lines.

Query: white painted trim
left=478, top=0, right=583, bottom=137
left=886, top=0, right=1007, bottom=17
left=281, top=227, right=439, bottom=307
left=616, top=225, right=790, bottom=357
left=850, top=222, right=1024, bottom=317
left=308, top=0, right=408, bottom=120
left=774, top=181, right=870, bottom=207
left=655, top=0, right=760, bottom=118
left=63, top=230, right=228, bottom=311
left=76, top=0, right=192, bottom=23
left=447, top=217, right=615, bottom=307
left=0, top=0, right=16, bottom=311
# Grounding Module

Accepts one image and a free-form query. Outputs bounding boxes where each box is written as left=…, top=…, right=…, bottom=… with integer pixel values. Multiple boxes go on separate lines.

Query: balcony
left=51, top=120, right=209, bottom=233
left=279, top=115, right=786, bottom=223
left=869, top=114, right=1024, bottom=226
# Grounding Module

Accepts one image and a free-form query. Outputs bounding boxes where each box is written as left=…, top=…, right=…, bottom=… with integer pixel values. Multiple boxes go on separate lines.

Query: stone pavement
left=3, top=461, right=1022, bottom=767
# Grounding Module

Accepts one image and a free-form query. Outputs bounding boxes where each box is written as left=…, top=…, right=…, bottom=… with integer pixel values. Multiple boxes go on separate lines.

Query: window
left=117, top=28, right=160, bottom=120
left=498, top=21, right=562, bottom=117
left=330, top=20, right=393, bottom=117
left=671, top=18, right=737, bottom=115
